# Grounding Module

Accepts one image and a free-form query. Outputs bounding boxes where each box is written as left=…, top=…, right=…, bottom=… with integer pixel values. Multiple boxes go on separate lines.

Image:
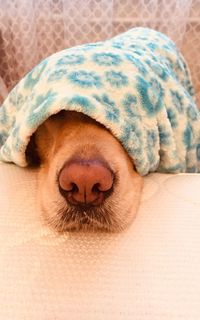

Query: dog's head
left=26, top=110, right=143, bottom=232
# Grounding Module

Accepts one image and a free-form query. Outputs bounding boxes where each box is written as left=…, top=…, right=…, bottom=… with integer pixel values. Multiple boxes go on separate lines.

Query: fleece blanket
left=0, top=27, right=200, bottom=175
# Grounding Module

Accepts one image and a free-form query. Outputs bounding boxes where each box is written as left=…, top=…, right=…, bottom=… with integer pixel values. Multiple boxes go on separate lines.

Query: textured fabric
left=0, top=27, right=200, bottom=175
left=1, top=162, right=200, bottom=319
left=0, top=0, right=200, bottom=107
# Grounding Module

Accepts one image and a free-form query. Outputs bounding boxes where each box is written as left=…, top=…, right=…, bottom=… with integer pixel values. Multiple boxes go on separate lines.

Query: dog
left=26, top=110, right=143, bottom=232
left=1, top=28, right=200, bottom=233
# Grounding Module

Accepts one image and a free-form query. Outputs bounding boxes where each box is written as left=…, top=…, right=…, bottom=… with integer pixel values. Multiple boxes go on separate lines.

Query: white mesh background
left=0, top=0, right=200, bottom=106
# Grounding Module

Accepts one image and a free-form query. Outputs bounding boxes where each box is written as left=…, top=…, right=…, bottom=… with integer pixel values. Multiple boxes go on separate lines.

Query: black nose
left=58, top=158, right=114, bottom=206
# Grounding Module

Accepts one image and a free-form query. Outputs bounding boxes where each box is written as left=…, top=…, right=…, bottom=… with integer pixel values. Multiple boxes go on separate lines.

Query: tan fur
left=32, top=110, right=143, bottom=232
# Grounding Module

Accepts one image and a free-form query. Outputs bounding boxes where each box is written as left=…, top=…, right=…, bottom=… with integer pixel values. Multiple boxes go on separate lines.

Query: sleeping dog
left=27, top=110, right=143, bottom=232
left=0, top=28, right=200, bottom=232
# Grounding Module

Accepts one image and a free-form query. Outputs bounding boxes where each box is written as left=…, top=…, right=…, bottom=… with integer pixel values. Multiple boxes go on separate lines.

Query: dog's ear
left=25, top=133, right=41, bottom=167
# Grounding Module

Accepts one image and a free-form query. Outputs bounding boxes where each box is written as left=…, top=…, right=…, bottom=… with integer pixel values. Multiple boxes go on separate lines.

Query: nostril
left=92, top=183, right=101, bottom=194
left=68, top=182, right=79, bottom=193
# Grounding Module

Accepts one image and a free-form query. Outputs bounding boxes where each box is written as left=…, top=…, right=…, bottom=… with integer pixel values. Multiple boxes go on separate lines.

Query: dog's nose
left=58, top=159, right=114, bottom=205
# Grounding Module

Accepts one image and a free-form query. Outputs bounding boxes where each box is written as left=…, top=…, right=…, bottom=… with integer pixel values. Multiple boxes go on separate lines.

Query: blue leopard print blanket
left=0, top=27, right=200, bottom=175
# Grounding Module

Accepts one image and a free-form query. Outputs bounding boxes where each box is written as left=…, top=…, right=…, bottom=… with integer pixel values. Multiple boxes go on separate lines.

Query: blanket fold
left=0, top=27, right=200, bottom=175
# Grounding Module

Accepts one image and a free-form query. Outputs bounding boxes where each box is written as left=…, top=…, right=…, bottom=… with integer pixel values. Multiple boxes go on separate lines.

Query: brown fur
left=27, top=110, right=143, bottom=232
